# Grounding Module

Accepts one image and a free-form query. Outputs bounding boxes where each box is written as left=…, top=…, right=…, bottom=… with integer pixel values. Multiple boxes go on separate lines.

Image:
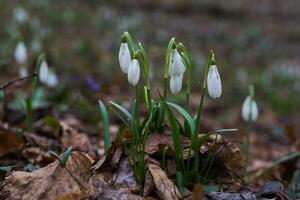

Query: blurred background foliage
left=0, top=0, right=300, bottom=137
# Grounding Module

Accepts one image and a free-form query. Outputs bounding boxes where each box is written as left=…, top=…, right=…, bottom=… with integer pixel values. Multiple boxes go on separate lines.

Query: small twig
left=0, top=73, right=37, bottom=90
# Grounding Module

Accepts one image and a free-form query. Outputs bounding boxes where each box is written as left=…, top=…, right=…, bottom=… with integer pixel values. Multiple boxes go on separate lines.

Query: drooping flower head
left=39, top=60, right=49, bottom=83
left=14, top=41, right=27, bottom=64
left=168, top=46, right=185, bottom=95
left=168, top=48, right=185, bottom=77
left=118, top=37, right=131, bottom=74
left=127, top=53, right=140, bottom=86
left=241, top=86, right=258, bottom=122
left=38, top=59, right=59, bottom=87
left=170, top=75, right=183, bottom=95
left=207, top=55, right=222, bottom=99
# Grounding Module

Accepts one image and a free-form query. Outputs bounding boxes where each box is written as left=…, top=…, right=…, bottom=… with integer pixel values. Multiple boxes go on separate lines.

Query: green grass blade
left=164, top=102, right=183, bottom=169
left=110, top=101, right=132, bottom=127
left=61, top=146, right=72, bottom=166
left=166, top=102, right=195, bottom=136
left=98, top=100, right=110, bottom=152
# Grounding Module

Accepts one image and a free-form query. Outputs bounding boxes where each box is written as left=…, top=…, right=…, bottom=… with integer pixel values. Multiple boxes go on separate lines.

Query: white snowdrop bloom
left=241, top=96, right=258, bottom=122
left=45, top=71, right=58, bottom=87
left=13, top=7, right=29, bottom=24
left=127, top=59, right=140, bottom=86
left=39, top=60, right=49, bottom=83
left=118, top=43, right=131, bottom=74
left=14, top=42, right=27, bottom=64
left=168, top=48, right=185, bottom=77
left=207, top=64, right=222, bottom=99
left=170, top=75, right=183, bottom=95
left=19, top=67, right=28, bottom=77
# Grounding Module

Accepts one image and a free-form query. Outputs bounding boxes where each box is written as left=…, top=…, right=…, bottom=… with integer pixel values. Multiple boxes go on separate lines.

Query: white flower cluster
left=118, top=43, right=140, bottom=86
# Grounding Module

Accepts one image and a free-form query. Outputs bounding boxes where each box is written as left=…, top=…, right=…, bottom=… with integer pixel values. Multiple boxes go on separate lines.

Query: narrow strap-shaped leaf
left=164, top=102, right=183, bottom=168
left=110, top=101, right=132, bottom=126
left=166, top=102, right=195, bottom=136
left=61, top=146, right=72, bottom=166
left=98, top=100, right=110, bottom=152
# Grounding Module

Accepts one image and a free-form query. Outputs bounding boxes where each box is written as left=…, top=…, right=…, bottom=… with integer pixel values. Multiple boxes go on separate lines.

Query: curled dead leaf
left=1, top=151, right=95, bottom=200
left=148, top=164, right=181, bottom=200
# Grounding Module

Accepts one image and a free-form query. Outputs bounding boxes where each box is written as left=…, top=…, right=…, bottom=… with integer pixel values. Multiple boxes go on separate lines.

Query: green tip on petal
left=121, top=35, right=127, bottom=43
left=210, top=51, right=216, bottom=65
left=133, top=51, right=139, bottom=59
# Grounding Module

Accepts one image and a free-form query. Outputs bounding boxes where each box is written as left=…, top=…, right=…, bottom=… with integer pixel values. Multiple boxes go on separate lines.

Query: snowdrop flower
left=38, top=60, right=59, bottom=87
left=168, top=48, right=185, bottom=94
left=168, top=48, right=185, bottom=77
left=39, top=60, right=49, bottom=83
left=118, top=43, right=131, bottom=74
left=46, top=71, right=58, bottom=87
left=207, top=64, right=222, bottom=99
left=14, top=42, right=27, bottom=64
left=241, top=96, right=258, bottom=122
left=127, top=58, right=140, bottom=86
left=13, top=7, right=29, bottom=24
left=170, top=75, right=183, bottom=95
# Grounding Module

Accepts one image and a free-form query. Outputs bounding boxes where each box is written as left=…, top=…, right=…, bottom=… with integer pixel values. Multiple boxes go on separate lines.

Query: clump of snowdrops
left=98, top=32, right=245, bottom=192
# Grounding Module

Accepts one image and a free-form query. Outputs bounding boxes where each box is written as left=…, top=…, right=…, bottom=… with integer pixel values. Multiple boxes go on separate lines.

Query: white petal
left=168, top=49, right=185, bottom=77
left=118, top=43, right=131, bottom=74
left=39, top=60, right=49, bottom=83
left=46, top=71, right=58, bottom=87
left=207, top=65, right=222, bottom=99
left=242, top=96, right=258, bottom=122
left=127, top=59, right=140, bottom=86
left=170, top=75, right=183, bottom=94
left=14, top=42, right=27, bottom=64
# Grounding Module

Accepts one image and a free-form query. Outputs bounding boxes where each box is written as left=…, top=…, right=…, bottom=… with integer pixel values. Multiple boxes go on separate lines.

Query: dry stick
left=0, top=74, right=37, bottom=122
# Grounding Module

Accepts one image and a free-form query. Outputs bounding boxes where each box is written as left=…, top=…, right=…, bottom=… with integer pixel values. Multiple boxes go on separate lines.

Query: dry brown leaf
left=60, top=121, right=94, bottom=156
left=92, top=142, right=121, bottom=171
left=0, top=131, right=24, bottom=157
left=22, top=147, right=54, bottom=167
left=145, top=133, right=190, bottom=155
left=1, top=151, right=95, bottom=200
left=25, top=132, right=59, bottom=150
left=110, top=146, right=123, bottom=168
left=148, top=164, right=181, bottom=200
left=192, top=184, right=203, bottom=200
left=112, top=158, right=137, bottom=191
left=143, top=170, right=155, bottom=197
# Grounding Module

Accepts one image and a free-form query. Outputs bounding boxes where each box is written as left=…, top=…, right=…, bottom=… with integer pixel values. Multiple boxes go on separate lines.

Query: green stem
left=186, top=92, right=190, bottom=112
left=194, top=51, right=214, bottom=136
left=135, top=86, right=140, bottom=129
left=243, top=121, right=252, bottom=181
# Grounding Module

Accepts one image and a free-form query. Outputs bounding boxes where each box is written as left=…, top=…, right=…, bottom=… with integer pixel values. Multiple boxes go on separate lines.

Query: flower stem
left=135, top=86, right=140, bottom=128
left=243, top=120, right=252, bottom=181
left=194, top=51, right=214, bottom=135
